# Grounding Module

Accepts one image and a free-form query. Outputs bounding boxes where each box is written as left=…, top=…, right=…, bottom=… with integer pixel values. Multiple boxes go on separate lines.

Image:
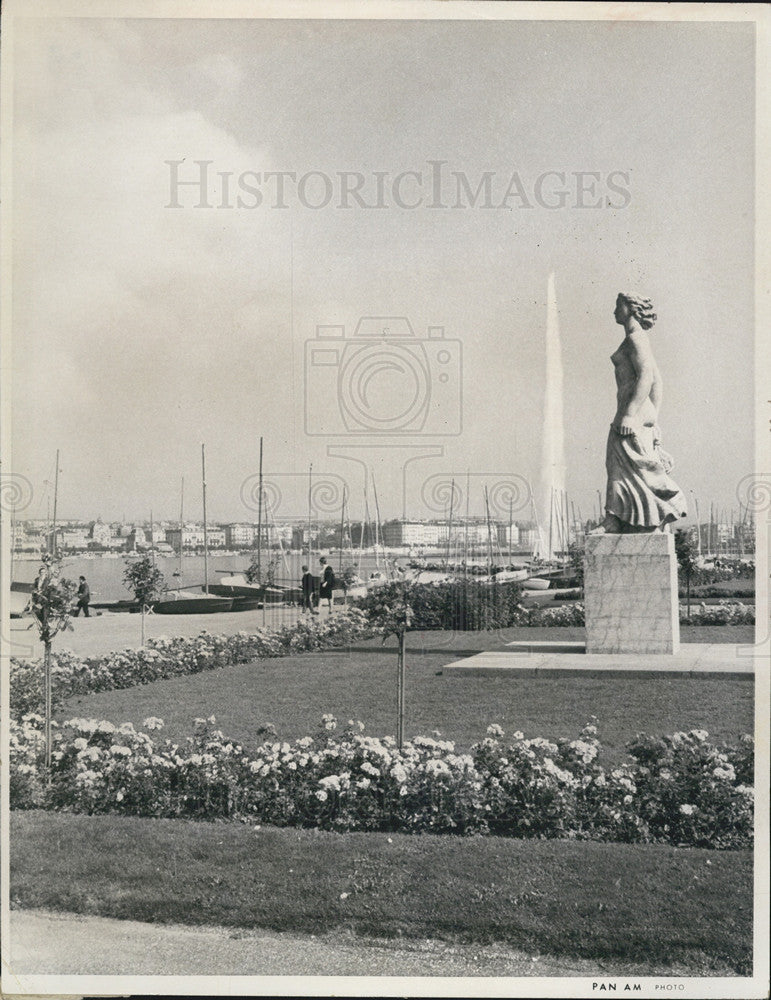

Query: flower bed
left=10, top=715, right=753, bottom=850
left=680, top=601, right=755, bottom=626
left=10, top=609, right=375, bottom=721
left=521, top=601, right=755, bottom=628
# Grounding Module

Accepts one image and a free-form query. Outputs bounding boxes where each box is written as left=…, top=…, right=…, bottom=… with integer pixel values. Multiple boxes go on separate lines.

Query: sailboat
left=153, top=447, right=233, bottom=614
left=208, top=439, right=293, bottom=607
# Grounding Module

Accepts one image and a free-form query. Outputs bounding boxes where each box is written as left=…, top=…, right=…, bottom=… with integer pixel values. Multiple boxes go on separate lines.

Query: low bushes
left=356, top=580, right=526, bottom=631
left=10, top=609, right=375, bottom=721
left=680, top=602, right=755, bottom=626
left=10, top=714, right=753, bottom=850
left=357, top=584, right=755, bottom=632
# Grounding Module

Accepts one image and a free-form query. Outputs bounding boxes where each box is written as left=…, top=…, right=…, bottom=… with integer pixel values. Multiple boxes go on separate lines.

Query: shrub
left=10, top=609, right=375, bottom=721
left=9, top=715, right=753, bottom=849
left=356, top=580, right=527, bottom=632
left=680, top=601, right=755, bottom=626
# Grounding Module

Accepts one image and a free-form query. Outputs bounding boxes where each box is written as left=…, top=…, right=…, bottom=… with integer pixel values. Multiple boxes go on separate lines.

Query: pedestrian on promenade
left=318, top=556, right=335, bottom=614
left=74, top=575, right=91, bottom=617
left=301, top=564, right=317, bottom=615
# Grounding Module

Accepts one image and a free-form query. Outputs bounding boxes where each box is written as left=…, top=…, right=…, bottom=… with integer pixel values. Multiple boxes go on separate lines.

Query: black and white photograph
left=1, top=2, right=769, bottom=997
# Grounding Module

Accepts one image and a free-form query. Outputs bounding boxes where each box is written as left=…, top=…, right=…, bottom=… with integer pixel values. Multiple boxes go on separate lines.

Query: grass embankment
left=11, top=811, right=752, bottom=975
left=59, top=626, right=754, bottom=762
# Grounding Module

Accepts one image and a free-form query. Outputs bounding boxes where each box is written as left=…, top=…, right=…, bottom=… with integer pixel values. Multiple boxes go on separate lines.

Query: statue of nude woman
left=594, top=293, right=687, bottom=533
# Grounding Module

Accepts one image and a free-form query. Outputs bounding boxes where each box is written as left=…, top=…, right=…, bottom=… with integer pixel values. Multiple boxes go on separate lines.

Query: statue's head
left=615, top=293, right=657, bottom=330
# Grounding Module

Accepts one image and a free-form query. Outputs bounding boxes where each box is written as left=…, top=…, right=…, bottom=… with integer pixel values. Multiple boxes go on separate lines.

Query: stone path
left=2, top=908, right=716, bottom=981
left=6, top=604, right=322, bottom=661
left=442, top=640, right=756, bottom=676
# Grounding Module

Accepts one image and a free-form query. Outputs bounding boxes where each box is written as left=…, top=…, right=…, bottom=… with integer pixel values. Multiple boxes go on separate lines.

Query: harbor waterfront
left=10, top=548, right=539, bottom=605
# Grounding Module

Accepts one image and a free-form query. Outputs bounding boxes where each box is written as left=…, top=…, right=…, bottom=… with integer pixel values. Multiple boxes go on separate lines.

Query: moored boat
left=153, top=591, right=234, bottom=615
left=10, top=581, right=33, bottom=618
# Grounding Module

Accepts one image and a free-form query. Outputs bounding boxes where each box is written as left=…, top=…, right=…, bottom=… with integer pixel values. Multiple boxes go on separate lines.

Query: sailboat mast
left=51, top=449, right=60, bottom=559
left=359, top=487, right=370, bottom=576
left=548, top=487, right=554, bottom=560
left=201, top=444, right=209, bottom=594
left=256, top=437, right=263, bottom=585
left=464, top=470, right=470, bottom=579
left=508, top=496, right=513, bottom=568
left=484, top=486, right=494, bottom=574
left=338, top=484, right=346, bottom=575
left=372, top=475, right=385, bottom=577
left=179, top=477, right=184, bottom=576
left=307, top=463, right=313, bottom=565
left=445, top=479, right=455, bottom=571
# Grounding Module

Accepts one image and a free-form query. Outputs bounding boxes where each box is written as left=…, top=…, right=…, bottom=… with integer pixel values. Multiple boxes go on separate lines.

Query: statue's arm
left=614, top=332, right=654, bottom=435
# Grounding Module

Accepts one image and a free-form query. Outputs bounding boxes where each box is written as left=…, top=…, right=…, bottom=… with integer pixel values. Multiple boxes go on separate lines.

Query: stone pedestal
left=584, top=533, right=680, bottom=654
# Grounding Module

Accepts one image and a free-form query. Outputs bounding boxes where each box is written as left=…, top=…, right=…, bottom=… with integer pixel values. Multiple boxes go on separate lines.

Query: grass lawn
left=59, top=627, right=754, bottom=762
left=11, top=810, right=752, bottom=976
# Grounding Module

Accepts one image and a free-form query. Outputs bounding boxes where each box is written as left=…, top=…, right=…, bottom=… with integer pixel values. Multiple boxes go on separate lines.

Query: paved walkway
left=6, top=605, right=328, bottom=661
left=2, top=908, right=714, bottom=981
left=443, top=640, right=755, bottom=676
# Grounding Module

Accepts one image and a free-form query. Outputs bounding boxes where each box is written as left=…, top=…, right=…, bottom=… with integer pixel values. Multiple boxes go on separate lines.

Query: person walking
left=300, top=564, right=317, bottom=615
left=74, top=575, right=91, bottom=617
left=318, top=556, right=335, bottom=614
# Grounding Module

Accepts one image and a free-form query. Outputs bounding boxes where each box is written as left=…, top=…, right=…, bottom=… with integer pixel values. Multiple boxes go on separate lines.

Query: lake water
left=11, top=550, right=450, bottom=602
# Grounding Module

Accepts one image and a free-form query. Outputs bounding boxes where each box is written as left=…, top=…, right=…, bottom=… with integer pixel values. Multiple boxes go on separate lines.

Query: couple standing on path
left=301, top=556, right=335, bottom=615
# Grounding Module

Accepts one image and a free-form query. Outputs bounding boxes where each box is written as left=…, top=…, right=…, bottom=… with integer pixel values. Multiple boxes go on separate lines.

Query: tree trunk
left=396, top=631, right=406, bottom=749
left=44, top=640, right=52, bottom=777
left=686, top=573, right=691, bottom=619
left=141, top=606, right=146, bottom=646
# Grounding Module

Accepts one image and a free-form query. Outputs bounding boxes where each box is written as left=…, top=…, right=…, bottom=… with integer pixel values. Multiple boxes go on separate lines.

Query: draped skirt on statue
left=604, top=424, right=687, bottom=529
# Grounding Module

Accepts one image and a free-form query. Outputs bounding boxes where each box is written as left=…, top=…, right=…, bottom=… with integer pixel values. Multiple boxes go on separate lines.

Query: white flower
left=319, top=775, right=341, bottom=792
left=680, top=803, right=697, bottom=815
left=143, top=717, right=164, bottom=731
left=390, top=763, right=408, bottom=785
left=72, top=738, right=88, bottom=751
left=486, top=724, right=504, bottom=738
left=315, top=789, right=328, bottom=802
left=713, top=765, right=736, bottom=781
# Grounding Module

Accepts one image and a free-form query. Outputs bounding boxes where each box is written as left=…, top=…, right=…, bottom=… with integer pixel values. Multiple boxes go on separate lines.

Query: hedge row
left=10, top=714, right=753, bottom=849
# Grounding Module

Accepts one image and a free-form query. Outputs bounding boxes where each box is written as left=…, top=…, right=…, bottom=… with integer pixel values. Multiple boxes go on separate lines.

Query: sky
left=9, top=14, right=756, bottom=526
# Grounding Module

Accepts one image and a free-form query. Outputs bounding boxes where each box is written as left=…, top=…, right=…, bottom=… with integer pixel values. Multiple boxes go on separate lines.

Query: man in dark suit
left=74, top=576, right=91, bottom=617
left=300, top=564, right=317, bottom=615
